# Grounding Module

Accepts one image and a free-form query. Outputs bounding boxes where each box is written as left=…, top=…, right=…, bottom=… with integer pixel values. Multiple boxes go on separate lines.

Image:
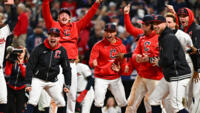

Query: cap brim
left=48, top=33, right=60, bottom=37
left=152, top=20, right=165, bottom=24
left=104, top=29, right=116, bottom=32
left=59, top=10, right=71, bottom=16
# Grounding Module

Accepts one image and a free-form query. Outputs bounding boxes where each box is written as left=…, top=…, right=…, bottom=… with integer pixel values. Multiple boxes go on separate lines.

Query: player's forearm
left=85, top=76, right=94, bottom=90
left=124, top=14, right=143, bottom=38
left=77, top=2, right=100, bottom=30
left=42, top=0, right=53, bottom=29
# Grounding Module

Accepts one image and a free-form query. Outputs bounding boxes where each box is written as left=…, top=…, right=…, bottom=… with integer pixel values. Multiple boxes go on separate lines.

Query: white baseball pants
left=27, top=78, right=65, bottom=107
left=125, top=75, right=160, bottom=113
left=149, top=77, right=190, bottom=113
left=0, top=70, right=7, bottom=104
left=78, top=87, right=94, bottom=113
left=58, top=63, right=77, bottom=113
left=94, top=77, right=127, bottom=107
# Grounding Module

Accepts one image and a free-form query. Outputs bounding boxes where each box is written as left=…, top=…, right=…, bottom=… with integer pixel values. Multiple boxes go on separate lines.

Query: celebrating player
left=89, top=23, right=127, bottom=113
left=42, top=0, right=103, bottom=112
left=24, top=28, right=71, bottom=113
left=149, top=15, right=191, bottom=113
left=75, top=58, right=94, bottom=113
left=123, top=4, right=163, bottom=113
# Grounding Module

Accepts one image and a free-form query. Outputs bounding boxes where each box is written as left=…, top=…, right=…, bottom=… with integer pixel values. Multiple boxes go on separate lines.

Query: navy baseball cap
left=104, top=23, right=117, bottom=32
left=59, top=8, right=71, bottom=16
left=177, top=8, right=189, bottom=16
left=48, top=28, right=60, bottom=36
left=152, top=15, right=166, bottom=23
left=142, top=15, right=153, bottom=24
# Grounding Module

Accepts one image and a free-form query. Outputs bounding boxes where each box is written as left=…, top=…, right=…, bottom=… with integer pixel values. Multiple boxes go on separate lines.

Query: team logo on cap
left=154, top=15, right=158, bottom=20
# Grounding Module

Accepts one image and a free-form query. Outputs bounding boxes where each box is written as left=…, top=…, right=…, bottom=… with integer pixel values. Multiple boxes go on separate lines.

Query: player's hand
left=141, top=54, right=149, bottom=62
left=152, top=57, right=159, bottom=67
left=124, top=4, right=131, bottom=14
left=25, top=87, right=32, bottom=92
left=136, top=54, right=143, bottom=63
left=190, top=46, right=198, bottom=55
left=111, top=62, right=120, bottom=72
left=14, top=35, right=17, bottom=39
left=64, top=87, right=70, bottom=93
left=115, top=53, right=125, bottom=60
left=124, top=65, right=129, bottom=73
left=166, top=5, right=176, bottom=14
left=93, top=59, right=98, bottom=67
left=193, top=71, right=200, bottom=83
left=96, top=0, right=103, bottom=3
left=4, top=0, right=14, bottom=5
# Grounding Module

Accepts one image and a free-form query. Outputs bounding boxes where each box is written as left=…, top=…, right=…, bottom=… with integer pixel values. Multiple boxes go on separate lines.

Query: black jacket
left=187, top=22, right=200, bottom=72
left=25, top=40, right=71, bottom=87
left=158, top=27, right=191, bottom=82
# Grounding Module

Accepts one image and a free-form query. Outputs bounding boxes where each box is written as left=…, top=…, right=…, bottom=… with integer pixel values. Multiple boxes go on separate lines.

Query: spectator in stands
left=13, top=3, right=28, bottom=48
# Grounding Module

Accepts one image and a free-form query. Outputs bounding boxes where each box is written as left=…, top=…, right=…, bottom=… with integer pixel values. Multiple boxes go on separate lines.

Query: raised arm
left=124, top=4, right=143, bottom=38
left=42, top=0, right=55, bottom=30
left=166, top=5, right=179, bottom=26
left=77, top=0, right=102, bottom=31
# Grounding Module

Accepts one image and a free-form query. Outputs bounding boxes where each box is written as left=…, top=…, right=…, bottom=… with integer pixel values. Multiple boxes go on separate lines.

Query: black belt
left=69, top=59, right=76, bottom=63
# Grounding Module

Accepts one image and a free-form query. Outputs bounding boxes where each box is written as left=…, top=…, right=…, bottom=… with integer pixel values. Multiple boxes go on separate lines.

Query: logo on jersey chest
left=144, top=41, right=151, bottom=51
left=0, top=38, right=6, bottom=44
left=54, top=50, right=61, bottom=59
left=110, top=49, right=117, bottom=59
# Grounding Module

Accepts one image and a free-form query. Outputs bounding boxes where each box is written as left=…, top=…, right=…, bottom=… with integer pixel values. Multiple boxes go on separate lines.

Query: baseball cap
left=177, top=8, right=189, bottom=17
left=152, top=15, right=166, bottom=23
left=59, top=8, right=71, bottom=16
left=104, top=23, right=117, bottom=32
left=48, top=28, right=60, bottom=37
left=142, top=15, right=153, bottom=24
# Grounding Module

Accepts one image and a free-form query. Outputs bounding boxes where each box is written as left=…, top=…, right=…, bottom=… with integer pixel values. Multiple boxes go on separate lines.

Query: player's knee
left=27, top=100, right=38, bottom=106
left=117, top=101, right=127, bottom=107
left=94, top=101, right=104, bottom=107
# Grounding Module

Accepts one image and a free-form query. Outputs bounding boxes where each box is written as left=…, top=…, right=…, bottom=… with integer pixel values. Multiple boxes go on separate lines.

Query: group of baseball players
left=0, top=0, right=200, bottom=113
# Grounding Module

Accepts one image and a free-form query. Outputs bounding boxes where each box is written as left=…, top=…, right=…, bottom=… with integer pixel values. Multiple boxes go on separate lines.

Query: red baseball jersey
left=43, top=1, right=100, bottom=59
left=133, top=32, right=163, bottom=80
left=89, top=38, right=127, bottom=80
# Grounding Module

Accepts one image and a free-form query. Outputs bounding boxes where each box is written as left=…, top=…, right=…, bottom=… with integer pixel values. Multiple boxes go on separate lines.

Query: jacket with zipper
left=25, top=39, right=71, bottom=87
left=158, top=27, right=191, bottom=82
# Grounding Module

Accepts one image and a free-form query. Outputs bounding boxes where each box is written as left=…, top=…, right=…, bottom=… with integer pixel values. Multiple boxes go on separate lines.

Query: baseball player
left=176, top=7, right=200, bottom=113
left=89, top=23, right=127, bottom=113
left=149, top=15, right=191, bottom=113
left=163, top=12, right=194, bottom=113
left=75, top=59, right=94, bottom=113
left=42, top=0, right=103, bottom=112
left=0, top=14, right=11, bottom=112
left=123, top=5, right=163, bottom=113
left=24, top=28, right=71, bottom=113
